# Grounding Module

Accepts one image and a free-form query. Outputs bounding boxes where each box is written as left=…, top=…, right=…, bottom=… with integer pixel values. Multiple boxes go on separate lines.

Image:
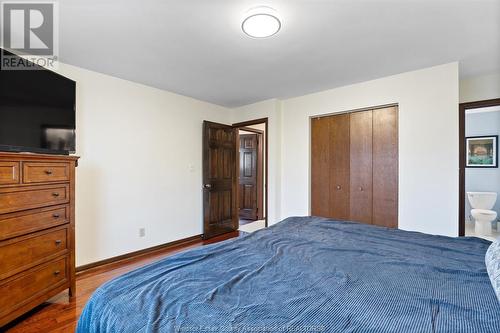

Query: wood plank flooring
left=1, top=231, right=240, bottom=333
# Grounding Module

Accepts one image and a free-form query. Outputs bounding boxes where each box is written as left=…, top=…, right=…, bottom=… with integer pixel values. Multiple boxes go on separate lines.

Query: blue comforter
left=77, top=217, right=500, bottom=332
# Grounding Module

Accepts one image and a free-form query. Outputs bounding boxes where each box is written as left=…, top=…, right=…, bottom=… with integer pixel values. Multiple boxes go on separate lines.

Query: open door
left=202, top=121, right=238, bottom=239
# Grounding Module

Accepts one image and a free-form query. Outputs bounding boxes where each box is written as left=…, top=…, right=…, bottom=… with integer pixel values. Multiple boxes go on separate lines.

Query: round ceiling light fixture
left=241, top=6, right=281, bottom=38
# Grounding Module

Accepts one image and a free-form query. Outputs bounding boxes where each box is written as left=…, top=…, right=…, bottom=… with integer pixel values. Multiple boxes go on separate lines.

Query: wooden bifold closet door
left=311, top=106, right=398, bottom=228
left=311, top=114, right=350, bottom=220
left=349, top=110, right=373, bottom=224
left=372, top=107, right=398, bottom=227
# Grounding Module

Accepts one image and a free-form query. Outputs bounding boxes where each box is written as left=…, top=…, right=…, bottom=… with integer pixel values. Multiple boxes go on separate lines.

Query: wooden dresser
left=0, top=152, right=78, bottom=327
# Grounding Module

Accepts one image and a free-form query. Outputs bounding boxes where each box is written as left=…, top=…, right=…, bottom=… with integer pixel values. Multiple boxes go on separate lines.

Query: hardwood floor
left=1, top=231, right=241, bottom=333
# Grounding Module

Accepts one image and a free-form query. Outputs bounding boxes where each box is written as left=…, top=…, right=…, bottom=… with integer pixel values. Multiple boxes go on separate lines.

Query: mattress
left=77, top=216, right=500, bottom=332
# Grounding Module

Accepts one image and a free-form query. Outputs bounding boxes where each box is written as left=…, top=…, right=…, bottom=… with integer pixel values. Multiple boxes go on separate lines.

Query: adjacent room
left=463, top=103, right=500, bottom=241
left=0, top=1, right=499, bottom=332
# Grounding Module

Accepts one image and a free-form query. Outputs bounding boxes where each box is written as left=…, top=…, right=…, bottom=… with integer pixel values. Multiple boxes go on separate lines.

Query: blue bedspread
left=77, top=217, right=500, bottom=332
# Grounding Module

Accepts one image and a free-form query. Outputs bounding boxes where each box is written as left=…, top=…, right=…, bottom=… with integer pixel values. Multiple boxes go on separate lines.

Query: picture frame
left=466, top=135, right=498, bottom=168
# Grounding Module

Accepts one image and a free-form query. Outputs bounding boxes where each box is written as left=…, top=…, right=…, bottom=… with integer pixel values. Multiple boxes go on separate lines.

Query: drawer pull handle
left=53, top=213, right=60, bottom=218
left=55, top=240, right=62, bottom=245
left=52, top=192, right=60, bottom=197
left=54, top=270, right=60, bottom=276
left=45, top=170, right=53, bottom=175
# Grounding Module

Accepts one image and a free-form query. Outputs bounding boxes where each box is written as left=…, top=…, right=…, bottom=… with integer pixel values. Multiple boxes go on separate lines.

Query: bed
left=77, top=217, right=500, bottom=332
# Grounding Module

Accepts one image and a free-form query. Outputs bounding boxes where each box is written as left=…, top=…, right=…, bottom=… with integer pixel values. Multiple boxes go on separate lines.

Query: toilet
left=467, top=192, right=498, bottom=236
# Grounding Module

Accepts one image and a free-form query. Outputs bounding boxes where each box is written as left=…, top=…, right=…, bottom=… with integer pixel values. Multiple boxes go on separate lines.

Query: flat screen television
left=0, top=49, right=76, bottom=155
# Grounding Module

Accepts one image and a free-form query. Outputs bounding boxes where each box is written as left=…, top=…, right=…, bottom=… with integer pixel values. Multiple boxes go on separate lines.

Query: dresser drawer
left=0, top=227, right=68, bottom=280
left=23, top=162, right=70, bottom=184
left=0, top=162, right=20, bottom=186
left=0, top=256, right=67, bottom=318
left=0, top=184, right=69, bottom=214
left=0, top=205, right=68, bottom=241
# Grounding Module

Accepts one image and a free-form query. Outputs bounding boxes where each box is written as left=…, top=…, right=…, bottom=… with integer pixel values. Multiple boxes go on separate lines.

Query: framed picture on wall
left=466, top=135, right=498, bottom=168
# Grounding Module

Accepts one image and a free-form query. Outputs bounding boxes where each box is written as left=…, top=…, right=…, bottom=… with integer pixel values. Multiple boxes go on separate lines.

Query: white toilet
left=467, top=192, right=498, bottom=236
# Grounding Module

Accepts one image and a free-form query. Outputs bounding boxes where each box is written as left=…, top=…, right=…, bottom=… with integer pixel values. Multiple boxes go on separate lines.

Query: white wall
left=56, top=63, right=231, bottom=266
left=460, top=72, right=500, bottom=103
left=280, top=63, right=460, bottom=236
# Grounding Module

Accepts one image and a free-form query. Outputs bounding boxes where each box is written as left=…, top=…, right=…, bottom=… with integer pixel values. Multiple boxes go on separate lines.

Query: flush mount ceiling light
left=242, top=6, right=281, bottom=38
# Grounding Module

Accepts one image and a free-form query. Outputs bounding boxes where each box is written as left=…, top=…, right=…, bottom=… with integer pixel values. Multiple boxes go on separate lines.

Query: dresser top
left=0, top=152, right=80, bottom=161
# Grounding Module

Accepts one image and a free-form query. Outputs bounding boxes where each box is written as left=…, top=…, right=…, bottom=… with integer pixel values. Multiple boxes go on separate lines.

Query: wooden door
left=373, top=107, right=398, bottom=228
left=311, top=117, right=331, bottom=217
left=328, top=114, right=350, bottom=219
left=311, top=114, right=350, bottom=219
left=203, top=121, right=238, bottom=239
left=239, top=134, right=258, bottom=220
left=349, top=111, right=373, bottom=224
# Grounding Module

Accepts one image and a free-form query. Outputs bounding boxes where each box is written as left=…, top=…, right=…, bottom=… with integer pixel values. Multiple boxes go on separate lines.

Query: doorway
left=202, top=118, right=268, bottom=239
left=234, top=119, right=268, bottom=233
left=459, top=98, right=500, bottom=241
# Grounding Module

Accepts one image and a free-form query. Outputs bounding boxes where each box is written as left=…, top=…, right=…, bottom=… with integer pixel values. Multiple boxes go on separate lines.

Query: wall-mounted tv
left=0, top=49, right=76, bottom=155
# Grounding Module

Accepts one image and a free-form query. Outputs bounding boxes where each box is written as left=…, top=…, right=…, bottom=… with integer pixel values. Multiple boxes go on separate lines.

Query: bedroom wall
left=460, top=72, right=500, bottom=103
left=279, top=63, right=460, bottom=236
left=56, top=63, right=231, bottom=266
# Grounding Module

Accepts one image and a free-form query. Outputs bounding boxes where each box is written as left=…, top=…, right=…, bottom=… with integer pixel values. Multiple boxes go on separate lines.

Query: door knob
left=336, top=185, right=341, bottom=190
left=359, top=186, right=364, bottom=192
left=203, top=184, right=212, bottom=189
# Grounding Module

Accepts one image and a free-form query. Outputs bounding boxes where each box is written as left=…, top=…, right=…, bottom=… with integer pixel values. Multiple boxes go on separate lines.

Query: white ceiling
left=58, top=0, right=500, bottom=107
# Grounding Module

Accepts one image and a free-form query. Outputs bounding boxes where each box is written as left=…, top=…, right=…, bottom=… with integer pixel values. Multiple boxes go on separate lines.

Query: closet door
left=373, top=107, right=398, bottom=228
left=328, top=114, right=350, bottom=219
left=349, top=111, right=373, bottom=224
left=311, top=117, right=330, bottom=217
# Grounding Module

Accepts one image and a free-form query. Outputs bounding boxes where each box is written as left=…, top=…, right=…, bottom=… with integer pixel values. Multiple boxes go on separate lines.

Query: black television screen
left=0, top=49, right=76, bottom=154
